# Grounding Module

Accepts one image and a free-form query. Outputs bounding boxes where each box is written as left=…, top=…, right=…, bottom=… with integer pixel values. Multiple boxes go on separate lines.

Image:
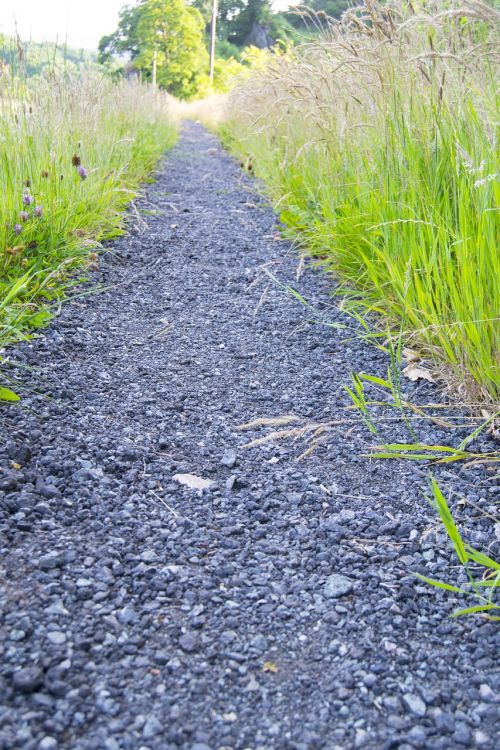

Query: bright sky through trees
left=0, top=0, right=294, bottom=51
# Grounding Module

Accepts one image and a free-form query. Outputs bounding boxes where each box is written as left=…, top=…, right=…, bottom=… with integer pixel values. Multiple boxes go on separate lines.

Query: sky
left=0, top=0, right=294, bottom=52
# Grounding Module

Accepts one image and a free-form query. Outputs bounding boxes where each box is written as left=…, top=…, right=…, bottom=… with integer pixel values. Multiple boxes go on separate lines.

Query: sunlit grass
left=0, top=70, right=176, bottom=351
left=224, top=0, right=499, bottom=403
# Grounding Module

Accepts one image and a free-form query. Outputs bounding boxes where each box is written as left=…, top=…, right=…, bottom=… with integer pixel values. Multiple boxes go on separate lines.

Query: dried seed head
left=72, top=153, right=81, bottom=167
left=41, top=170, right=49, bottom=178
left=24, top=179, right=31, bottom=187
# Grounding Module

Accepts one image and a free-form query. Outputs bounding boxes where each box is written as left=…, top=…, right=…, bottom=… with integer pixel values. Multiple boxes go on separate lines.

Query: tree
left=192, top=0, right=300, bottom=51
left=99, top=0, right=208, bottom=99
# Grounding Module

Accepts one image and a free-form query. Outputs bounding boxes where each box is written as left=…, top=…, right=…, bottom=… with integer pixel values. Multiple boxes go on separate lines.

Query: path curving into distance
left=0, top=122, right=498, bottom=750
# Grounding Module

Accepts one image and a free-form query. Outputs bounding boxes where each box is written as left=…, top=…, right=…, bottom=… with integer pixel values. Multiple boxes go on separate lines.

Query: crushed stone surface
left=0, top=122, right=498, bottom=750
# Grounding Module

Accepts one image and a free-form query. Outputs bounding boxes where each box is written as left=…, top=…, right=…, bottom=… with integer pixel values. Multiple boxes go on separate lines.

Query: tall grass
left=0, top=67, right=176, bottom=349
left=224, top=0, right=500, bottom=403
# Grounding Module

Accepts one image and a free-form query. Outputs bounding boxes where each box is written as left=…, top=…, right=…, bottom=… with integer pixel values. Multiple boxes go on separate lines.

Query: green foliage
left=213, top=56, right=246, bottom=92
left=417, top=479, right=499, bottom=619
left=193, top=0, right=302, bottom=49
left=0, top=72, right=176, bottom=348
left=0, top=386, right=20, bottom=402
left=99, top=0, right=208, bottom=99
left=226, top=1, right=500, bottom=401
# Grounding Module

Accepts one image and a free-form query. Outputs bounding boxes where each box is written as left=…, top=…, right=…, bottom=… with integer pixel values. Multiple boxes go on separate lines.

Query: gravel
left=0, top=121, right=498, bottom=750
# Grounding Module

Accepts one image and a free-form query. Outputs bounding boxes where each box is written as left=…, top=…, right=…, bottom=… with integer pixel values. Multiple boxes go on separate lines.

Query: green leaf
left=464, top=545, right=500, bottom=571
left=359, top=373, right=392, bottom=389
left=0, top=387, right=20, bottom=402
left=28, top=310, right=54, bottom=329
left=415, top=573, right=466, bottom=593
left=430, top=479, right=468, bottom=565
left=451, top=604, right=499, bottom=617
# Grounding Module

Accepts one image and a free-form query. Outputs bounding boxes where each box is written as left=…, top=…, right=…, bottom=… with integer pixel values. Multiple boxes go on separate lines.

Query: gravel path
left=1, top=122, right=498, bottom=750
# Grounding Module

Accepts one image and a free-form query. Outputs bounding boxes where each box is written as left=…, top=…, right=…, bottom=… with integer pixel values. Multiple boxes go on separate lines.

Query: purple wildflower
left=34, top=206, right=43, bottom=218
left=19, top=210, right=29, bottom=222
left=77, top=165, right=88, bottom=180
left=22, top=193, right=34, bottom=206
left=13, top=223, right=22, bottom=235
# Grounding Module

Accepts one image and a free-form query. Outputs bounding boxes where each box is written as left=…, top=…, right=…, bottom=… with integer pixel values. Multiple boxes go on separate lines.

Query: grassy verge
left=0, top=71, right=176, bottom=355
left=223, top=0, right=499, bottom=405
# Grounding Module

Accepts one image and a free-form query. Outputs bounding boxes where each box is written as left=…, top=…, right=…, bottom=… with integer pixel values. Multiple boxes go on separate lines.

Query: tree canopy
left=99, top=0, right=208, bottom=99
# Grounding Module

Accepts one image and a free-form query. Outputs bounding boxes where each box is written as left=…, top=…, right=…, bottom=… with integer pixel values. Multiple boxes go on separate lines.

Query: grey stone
left=179, top=632, right=201, bottom=653
left=47, top=631, right=66, bottom=645
left=142, top=716, right=163, bottom=739
left=403, top=693, right=426, bottom=717
left=221, top=450, right=237, bottom=468
left=323, top=574, right=354, bottom=598
left=13, top=667, right=44, bottom=693
left=38, top=738, right=58, bottom=750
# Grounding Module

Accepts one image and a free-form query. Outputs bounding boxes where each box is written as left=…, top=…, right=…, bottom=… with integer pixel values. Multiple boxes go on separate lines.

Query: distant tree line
left=0, top=35, right=96, bottom=77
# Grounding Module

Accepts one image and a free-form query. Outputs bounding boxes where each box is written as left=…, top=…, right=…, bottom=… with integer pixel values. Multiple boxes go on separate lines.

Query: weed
left=417, top=478, right=499, bottom=619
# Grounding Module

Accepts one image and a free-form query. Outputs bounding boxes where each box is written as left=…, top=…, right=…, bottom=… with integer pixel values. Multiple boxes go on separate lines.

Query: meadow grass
left=224, top=0, right=500, bottom=404
left=0, top=69, right=176, bottom=356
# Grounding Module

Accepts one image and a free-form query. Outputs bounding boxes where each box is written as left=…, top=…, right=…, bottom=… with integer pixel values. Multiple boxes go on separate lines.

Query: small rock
left=39, top=484, right=61, bottom=500
left=190, top=744, right=213, bottom=750
left=142, top=716, right=163, bottom=739
left=475, top=730, right=490, bottom=746
left=173, top=473, right=215, bottom=491
left=10, top=630, right=26, bottom=641
left=403, top=693, right=426, bottom=717
left=47, top=631, right=66, bottom=645
left=38, top=553, right=64, bottom=570
left=117, top=605, right=138, bottom=625
left=479, top=683, right=497, bottom=702
left=323, top=574, right=354, bottom=599
left=453, top=722, right=472, bottom=745
left=179, top=632, right=201, bottom=653
left=220, top=450, right=237, bottom=468
left=13, top=666, right=44, bottom=693
left=76, top=578, right=93, bottom=587
left=249, top=634, right=268, bottom=653
left=38, top=738, right=58, bottom=750
left=245, top=675, right=260, bottom=692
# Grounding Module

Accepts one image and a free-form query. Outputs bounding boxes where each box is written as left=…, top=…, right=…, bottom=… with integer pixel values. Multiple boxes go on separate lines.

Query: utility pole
left=209, top=0, right=218, bottom=85
left=152, top=49, right=157, bottom=86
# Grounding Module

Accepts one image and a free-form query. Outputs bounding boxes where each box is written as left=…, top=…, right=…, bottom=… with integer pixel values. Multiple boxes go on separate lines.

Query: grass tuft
left=0, top=67, right=176, bottom=361
left=224, top=0, right=499, bottom=404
